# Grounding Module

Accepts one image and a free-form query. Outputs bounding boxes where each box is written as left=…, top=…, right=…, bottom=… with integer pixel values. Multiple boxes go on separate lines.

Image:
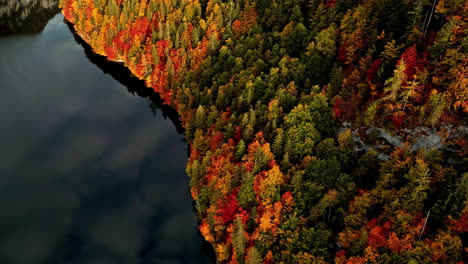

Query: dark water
left=0, top=6, right=210, bottom=264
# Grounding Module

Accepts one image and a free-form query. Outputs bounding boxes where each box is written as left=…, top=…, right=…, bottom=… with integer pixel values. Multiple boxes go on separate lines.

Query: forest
left=60, top=0, right=467, bottom=262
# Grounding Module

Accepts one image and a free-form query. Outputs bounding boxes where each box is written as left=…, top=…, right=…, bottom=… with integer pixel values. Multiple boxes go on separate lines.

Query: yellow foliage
left=258, top=165, right=284, bottom=200
left=338, top=129, right=352, bottom=150
left=216, top=243, right=230, bottom=262
left=295, top=252, right=327, bottom=264
left=199, top=220, right=214, bottom=243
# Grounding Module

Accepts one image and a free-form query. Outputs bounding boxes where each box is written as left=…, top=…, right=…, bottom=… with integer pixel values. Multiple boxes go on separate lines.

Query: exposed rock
left=341, top=124, right=468, bottom=161
left=411, top=132, right=443, bottom=152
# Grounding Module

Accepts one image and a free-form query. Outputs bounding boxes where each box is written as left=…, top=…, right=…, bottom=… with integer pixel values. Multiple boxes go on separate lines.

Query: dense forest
left=60, top=0, right=467, bottom=262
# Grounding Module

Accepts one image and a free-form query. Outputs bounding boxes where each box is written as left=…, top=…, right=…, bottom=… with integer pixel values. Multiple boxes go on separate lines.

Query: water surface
left=0, top=6, right=209, bottom=264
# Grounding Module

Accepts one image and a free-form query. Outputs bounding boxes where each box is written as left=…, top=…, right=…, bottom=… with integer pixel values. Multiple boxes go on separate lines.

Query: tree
left=364, top=100, right=380, bottom=126
left=238, top=171, right=255, bottom=208
left=425, top=90, right=447, bottom=127
left=246, top=246, right=262, bottom=264
left=64, top=0, right=467, bottom=262
left=235, top=139, right=247, bottom=160
left=402, top=155, right=431, bottom=213
left=284, top=123, right=320, bottom=162
left=194, top=104, right=207, bottom=130
left=384, top=60, right=406, bottom=101
left=257, top=164, right=284, bottom=202
left=232, top=214, right=247, bottom=263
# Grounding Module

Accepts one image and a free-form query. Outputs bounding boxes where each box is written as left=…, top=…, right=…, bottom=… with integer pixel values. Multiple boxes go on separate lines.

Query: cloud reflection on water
left=0, top=14, right=209, bottom=264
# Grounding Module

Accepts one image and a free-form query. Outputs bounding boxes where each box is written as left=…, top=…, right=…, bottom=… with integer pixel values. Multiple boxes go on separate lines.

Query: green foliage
left=364, top=100, right=380, bottom=126
left=353, top=149, right=380, bottom=188
left=246, top=246, right=262, bottom=264
left=371, top=0, right=409, bottom=38
left=233, top=215, right=247, bottom=263
left=238, top=171, right=255, bottom=208
left=304, top=156, right=342, bottom=188
left=235, top=139, right=247, bottom=160
left=384, top=60, right=406, bottom=101
left=64, top=0, right=467, bottom=261
left=291, top=224, right=333, bottom=259
left=284, top=122, right=320, bottom=162
left=425, top=92, right=447, bottom=127
left=195, top=105, right=207, bottom=130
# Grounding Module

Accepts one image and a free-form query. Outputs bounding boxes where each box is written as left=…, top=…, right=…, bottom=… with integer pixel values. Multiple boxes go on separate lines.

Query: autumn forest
left=60, top=0, right=466, bottom=262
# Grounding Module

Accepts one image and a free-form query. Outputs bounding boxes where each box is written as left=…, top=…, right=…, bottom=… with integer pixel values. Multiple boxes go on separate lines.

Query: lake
left=0, top=2, right=210, bottom=263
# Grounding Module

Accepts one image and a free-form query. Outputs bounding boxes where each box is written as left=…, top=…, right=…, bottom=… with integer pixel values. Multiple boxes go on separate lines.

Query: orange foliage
left=199, top=220, right=215, bottom=243
left=232, top=3, right=257, bottom=36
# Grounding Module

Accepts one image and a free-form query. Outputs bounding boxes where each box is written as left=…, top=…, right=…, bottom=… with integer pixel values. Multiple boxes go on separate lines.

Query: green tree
left=195, top=105, right=207, bottom=130
left=384, top=60, right=406, bottom=101
left=233, top=215, right=247, bottom=263
left=246, top=246, right=262, bottom=264
left=235, top=139, right=247, bottom=160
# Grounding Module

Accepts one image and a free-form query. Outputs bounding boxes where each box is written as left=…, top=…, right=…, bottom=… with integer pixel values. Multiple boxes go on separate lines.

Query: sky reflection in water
left=0, top=13, right=209, bottom=264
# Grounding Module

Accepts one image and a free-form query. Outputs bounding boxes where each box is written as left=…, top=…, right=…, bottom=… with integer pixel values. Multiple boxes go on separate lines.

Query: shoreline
left=63, top=16, right=217, bottom=263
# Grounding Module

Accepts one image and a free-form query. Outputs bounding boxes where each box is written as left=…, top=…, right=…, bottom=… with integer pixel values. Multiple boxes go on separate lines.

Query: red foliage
left=113, top=30, right=131, bottom=52
left=181, top=23, right=194, bottom=49
left=387, top=232, right=402, bottom=253
left=326, top=0, right=336, bottom=8
left=268, top=159, right=276, bottom=168
left=253, top=171, right=263, bottom=195
left=150, top=12, right=160, bottom=29
left=104, top=44, right=118, bottom=61
left=232, top=20, right=242, bottom=35
left=191, top=38, right=208, bottom=69
left=228, top=138, right=237, bottom=147
left=156, top=39, right=168, bottom=64
left=333, top=99, right=344, bottom=118
left=336, top=249, right=346, bottom=258
left=85, top=5, right=93, bottom=20
left=62, top=0, right=74, bottom=22
left=356, top=188, right=369, bottom=197
left=454, top=137, right=468, bottom=156
left=424, top=30, right=437, bottom=46
left=169, top=49, right=178, bottom=68
left=263, top=251, right=274, bottom=264
left=209, top=131, right=225, bottom=151
left=366, top=59, right=382, bottom=82
left=130, top=17, right=150, bottom=39
left=281, top=191, right=294, bottom=211
left=337, top=43, right=348, bottom=63
left=232, top=4, right=258, bottom=36
left=333, top=94, right=361, bottom=120
left=244, top=162, right=254, bottom=173
left=189, top=148, right=200, bottom=162
left=448, top=210, right=468, bottom=233
left=335, top=249, right=348, bottom=264
left=234, top=126, right=243, bottom=141
left=401, top=45, right=418, bottom=80
left=386, top=113, right=404, bottom=128
left=238, top=207, right=250, bottom=224
left=217, top=191, right=241, bottom=225
left=400, top=45, right=429, bottom=81
left=366, top=217, right=380, bottom=228
left=367, top=219, right=392, bottom=249
left=281, top=191, right=293, bottom=202
left=150, top=66, right=171, bottom=104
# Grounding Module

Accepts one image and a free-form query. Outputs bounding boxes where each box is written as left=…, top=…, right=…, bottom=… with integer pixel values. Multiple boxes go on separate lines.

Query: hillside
left=60, top=0, right=467, bottom=262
